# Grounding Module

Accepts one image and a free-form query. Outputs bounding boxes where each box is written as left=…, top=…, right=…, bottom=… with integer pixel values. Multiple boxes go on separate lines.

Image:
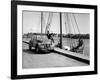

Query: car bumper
left=38, top=44, right=54, bottom=51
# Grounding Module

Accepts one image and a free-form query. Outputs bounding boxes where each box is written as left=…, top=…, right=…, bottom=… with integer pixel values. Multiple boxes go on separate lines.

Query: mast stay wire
left=65, top=13, right=84, bottom=51
left=69, top=13, right=76, bottom=34
left=65, top=13, right=80, bottom=48
left=45, top=13, right=51, bottom=33
left=65, top=13, right=69, bottom=34
left=72, top=13, right=80, bottom=34
left=72, top=13, right=84, bottom=52
left=69, top=13, right=79, bottom=48
left=65, top=13, right=73, bottom=48
left=66, top=13, right=71, bottom=34
left=45, top=12, right=53, bottom=33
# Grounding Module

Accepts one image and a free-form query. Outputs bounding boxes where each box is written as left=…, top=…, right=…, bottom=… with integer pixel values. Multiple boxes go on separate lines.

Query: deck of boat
left=23, top=41, right=89, bottom=64
left=54, top=47, right=89, bottom=64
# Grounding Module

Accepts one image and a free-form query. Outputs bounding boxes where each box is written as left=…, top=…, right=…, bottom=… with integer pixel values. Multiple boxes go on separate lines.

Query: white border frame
left=17, top=5, right=94, bottom=75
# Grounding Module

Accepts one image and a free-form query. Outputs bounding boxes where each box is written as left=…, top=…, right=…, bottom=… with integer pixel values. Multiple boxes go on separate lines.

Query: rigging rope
left=66, top=13, right=71, bottom=34
left=65, top=13, right=84, bottom=52
left=45, top=13, right=53, bottom=33
left=65, top=13, right=82, bottom=48
left=71, top=14, right=84, bottom=52
left=69, top=13, right=76, bottom=34
left=65, top=13, right=73, bottom=48
left=65, top=13, right=69, bottom=34
left=72, top=13, right=80, bottom=34
left=45, top=13, right=50, bottom=33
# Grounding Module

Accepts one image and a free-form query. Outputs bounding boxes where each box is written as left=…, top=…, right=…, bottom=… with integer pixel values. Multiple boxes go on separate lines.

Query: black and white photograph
left=22, top=11, right=90, bottom=69
left=11, top=1, right=97, bottom=79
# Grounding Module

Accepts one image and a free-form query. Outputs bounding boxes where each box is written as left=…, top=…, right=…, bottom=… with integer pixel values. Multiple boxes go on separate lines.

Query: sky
left=23, top=11, right=90, bottom=34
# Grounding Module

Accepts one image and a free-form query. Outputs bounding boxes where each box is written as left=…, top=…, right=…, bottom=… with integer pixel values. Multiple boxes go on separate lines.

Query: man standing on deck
left=46, top=31, right=54, bottom=45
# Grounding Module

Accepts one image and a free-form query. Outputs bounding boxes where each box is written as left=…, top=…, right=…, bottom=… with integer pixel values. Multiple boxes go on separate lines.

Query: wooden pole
left=41, top=12, right=43, bottom=34
left=60, top=12, right=62, bottom=48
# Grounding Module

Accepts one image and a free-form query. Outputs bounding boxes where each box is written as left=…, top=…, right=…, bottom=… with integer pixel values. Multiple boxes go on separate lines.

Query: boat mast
left=60, top=12, right=62, bottom=48
left=41, top=12, right=43, bottom=34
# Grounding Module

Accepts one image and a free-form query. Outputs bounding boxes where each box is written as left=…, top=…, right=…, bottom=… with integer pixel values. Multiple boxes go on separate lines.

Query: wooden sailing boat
left=52, top=12, right=84, bottom=53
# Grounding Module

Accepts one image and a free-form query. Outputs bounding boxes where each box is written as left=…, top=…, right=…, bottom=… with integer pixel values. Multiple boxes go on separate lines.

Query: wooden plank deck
left=54, top=47, right=90, bottom=64
left=23, top=41, right=90, bottom=64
